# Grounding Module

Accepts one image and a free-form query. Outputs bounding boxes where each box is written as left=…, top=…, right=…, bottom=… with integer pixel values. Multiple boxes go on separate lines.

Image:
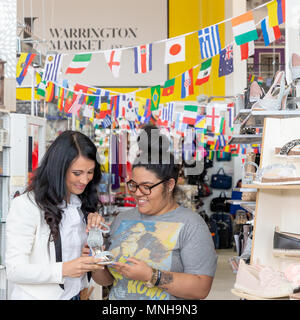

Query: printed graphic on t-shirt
left=108, top=220, right=183, bottom=300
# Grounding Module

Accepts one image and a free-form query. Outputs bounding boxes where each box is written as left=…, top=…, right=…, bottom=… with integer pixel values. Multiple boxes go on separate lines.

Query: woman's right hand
left=62, top=256, right=104, bottom=278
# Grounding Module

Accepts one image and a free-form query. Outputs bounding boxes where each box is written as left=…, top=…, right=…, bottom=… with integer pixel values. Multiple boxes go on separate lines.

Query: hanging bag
left=210, top=168, right=232, bottom=189
left=210, top=191, right=231, bottom=212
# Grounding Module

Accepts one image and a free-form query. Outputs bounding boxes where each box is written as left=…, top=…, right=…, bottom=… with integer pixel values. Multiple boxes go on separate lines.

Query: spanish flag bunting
left=99, top=99, right=109, bottom=119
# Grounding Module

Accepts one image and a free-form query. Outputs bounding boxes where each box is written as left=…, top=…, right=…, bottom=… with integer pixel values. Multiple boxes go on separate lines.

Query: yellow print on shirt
left=108, top=220, right=183, bottom=300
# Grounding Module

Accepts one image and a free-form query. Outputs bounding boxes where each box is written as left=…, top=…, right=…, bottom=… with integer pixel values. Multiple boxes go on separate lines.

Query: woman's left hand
left=111, top=257, right=153, bottom=282
left=86, top=212, right=107, bottom=233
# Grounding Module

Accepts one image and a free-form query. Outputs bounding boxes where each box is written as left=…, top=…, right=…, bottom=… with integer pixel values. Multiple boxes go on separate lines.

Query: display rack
left=233, top=109, right=251, bottom=124
left=0, top=113, right=46, bottom=300
left=228, top=134, right=262, bottom=145
left=231, top=109, right=300, bottom=146
left=233, top=117, right=300, bottom=301
left=241, top=110, right=300, bottom=128
left=240, top=202, right=256, bottom=215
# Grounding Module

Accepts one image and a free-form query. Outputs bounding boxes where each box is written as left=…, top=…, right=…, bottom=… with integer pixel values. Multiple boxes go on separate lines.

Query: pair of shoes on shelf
left=244, top=81, right=265, bottom=109
left=252, top=71, right=290, bottom=111
left=253, top=163, right=300, bottom=185
left=273, top=227, right=300, bottom=257
left=234, top=259, right=293, bottom=299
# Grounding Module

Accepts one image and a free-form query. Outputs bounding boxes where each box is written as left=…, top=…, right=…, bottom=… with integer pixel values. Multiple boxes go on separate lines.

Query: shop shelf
left=228, top=134, right=262, bottom=145
left=240, top=202, right=256, bottom=215
left=231, top=288, right=289, bottom=300
left=242, top=183, right=300, bottom=189
left=233, top=109, right=251, bottom=124
left=241, top=110, right=300, bottom=128
left=225, top=200, right=255, bottom=205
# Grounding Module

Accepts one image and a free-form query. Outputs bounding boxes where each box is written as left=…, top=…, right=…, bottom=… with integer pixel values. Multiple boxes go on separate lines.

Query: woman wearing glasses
left=91, top=125, right=217, bottom=300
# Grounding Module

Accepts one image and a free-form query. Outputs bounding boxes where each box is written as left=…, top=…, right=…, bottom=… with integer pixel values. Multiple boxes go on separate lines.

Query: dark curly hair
left=27, top=130, right=101, bottom=241
left=133, top=124, right=180, bottom=197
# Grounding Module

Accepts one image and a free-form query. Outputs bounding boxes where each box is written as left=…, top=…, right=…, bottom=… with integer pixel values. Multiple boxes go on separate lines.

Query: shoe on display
left=275, top=139, right=300, bottom=158
left=254, top=163, right=300, bottom=185
left=234, top=259, right=293, bottom=299
left=290, top=53, right=300, bottom=81
left=273, top=227, right=300, bottom=257
left=251, top=71, right=285, bottom=111
left=280, top=85, right=292, bottom=110
left=244, top=81, right=265, bottom=109
left=290, top=292, right=300, bottom=300
left=284, top=264, right=300, bottom=289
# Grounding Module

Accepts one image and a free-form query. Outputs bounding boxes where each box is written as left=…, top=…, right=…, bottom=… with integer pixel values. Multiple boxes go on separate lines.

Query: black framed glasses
left=126, top=179, right=166, bottom=195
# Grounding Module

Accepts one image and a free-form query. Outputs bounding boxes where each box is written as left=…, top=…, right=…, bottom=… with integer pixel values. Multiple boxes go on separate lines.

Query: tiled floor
left=206, top=248, right=240, bottom=300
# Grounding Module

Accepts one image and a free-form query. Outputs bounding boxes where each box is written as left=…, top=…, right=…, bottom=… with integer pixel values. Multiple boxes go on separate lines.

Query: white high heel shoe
left=281, top=85, right=292, bottom=110
left=252, top=71, right=285, bottom=111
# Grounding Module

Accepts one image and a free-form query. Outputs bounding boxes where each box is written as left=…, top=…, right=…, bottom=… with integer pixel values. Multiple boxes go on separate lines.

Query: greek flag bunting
left=198, top=25, right=222, bottom=59
left=102, top=115, right=112, bottom=128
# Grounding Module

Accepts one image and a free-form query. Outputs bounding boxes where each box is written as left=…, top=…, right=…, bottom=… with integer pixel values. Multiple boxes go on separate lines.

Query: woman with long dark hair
left=6, top=130, right=105, bottom=300
left=88, top=125, right=217, bottom=300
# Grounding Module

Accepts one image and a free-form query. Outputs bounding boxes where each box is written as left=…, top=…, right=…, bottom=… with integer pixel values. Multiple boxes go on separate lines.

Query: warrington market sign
left=49, top=27, right=138, bottom=51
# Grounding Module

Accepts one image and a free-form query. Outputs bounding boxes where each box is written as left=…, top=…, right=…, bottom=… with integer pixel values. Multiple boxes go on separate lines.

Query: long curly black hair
left=27, top=130, right=101, bottom=241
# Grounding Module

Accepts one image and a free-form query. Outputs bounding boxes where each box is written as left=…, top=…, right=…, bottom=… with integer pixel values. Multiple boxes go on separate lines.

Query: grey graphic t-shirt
left=107, top=206, right=218, bottom=300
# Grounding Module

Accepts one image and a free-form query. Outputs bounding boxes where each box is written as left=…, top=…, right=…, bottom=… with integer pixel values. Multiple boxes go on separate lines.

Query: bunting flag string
left=52, top=0, right=274, bottom=57
left=29, top=0, right=281, bottom=157
left=20, top=0, right=281, bottom=103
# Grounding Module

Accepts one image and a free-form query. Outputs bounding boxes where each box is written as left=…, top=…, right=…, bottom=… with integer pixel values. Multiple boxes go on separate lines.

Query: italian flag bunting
left=196, top=58, right=212, bottom=86
left=183, top=105, right=198, bottom=125
left=65, top=53, right=92, bottom=74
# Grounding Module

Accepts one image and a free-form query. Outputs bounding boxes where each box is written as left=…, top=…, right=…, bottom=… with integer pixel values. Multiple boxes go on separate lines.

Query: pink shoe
left=234, top=259, right=293, bottom=298
left=284, top=264, right=300, bottom=289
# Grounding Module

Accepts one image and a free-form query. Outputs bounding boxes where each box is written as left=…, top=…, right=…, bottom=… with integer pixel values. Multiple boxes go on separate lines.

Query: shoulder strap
left=217, top=167, right=225, bottom=175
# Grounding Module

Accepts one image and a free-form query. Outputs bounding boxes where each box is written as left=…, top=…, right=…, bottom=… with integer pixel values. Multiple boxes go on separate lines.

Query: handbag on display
left=210, top=168, right=232, bottom=189
left=216, top=151, right=231, bottom=162
left=198, top=181, right=212, bottom=197
left=210, top=192, right=231, bottom=212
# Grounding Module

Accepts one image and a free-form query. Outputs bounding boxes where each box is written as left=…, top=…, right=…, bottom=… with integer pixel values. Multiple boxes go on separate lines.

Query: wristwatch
left=145, top=268, right=158, bottom=288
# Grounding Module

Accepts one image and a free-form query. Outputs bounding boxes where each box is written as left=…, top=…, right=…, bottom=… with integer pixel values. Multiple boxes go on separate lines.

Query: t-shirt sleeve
left=179, top=219, right=218, bottom=277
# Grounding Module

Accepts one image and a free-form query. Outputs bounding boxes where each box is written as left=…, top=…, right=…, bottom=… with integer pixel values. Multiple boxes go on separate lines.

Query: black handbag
left=210, top=192, right=231, bottom=212
left=210, top=168, right=232, bottom=189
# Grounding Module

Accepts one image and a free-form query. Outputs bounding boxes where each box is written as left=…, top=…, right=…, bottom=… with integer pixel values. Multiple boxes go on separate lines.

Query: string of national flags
left=14, top=0, right=282, bottom=157
left=16, top=0, right=284, bottom=87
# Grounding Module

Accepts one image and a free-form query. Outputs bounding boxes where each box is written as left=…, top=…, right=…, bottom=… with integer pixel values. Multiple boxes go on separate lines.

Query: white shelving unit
left=8, top=113, right=46, bottom=203
left=249, top=117, right=300, bottom=271
left=0, top=113, right=46, bottom=300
